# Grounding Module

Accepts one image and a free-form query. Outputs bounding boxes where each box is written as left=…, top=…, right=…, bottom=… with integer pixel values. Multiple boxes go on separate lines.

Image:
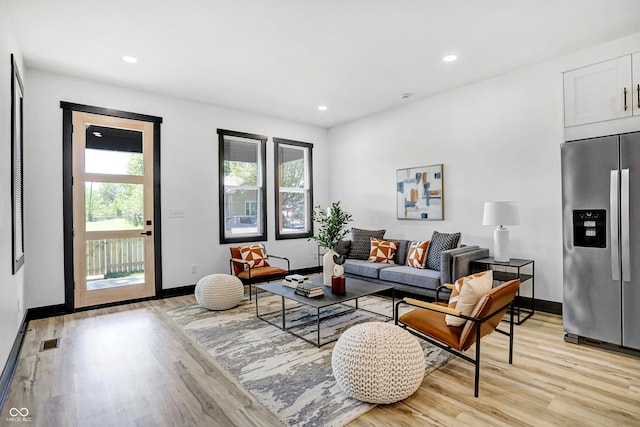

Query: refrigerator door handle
left=611, top=170, right=620, bottom=281
left=621, top=169, right=631, bottom=282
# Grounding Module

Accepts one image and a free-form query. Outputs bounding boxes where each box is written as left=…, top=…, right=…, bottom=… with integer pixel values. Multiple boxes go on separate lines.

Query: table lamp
left=483, top=201, right=519, bottom=262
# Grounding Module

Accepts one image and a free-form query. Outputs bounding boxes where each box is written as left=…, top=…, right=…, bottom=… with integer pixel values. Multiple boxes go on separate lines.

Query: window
left=218, top=129, right=267, bottom=243
left=245, top=201, right=257, bottom=216
left=274, top=138, right=313, bottom=240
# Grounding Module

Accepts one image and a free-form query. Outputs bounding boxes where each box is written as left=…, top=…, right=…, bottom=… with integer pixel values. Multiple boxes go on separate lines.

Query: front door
left=72, top=111, right=156, bottom=308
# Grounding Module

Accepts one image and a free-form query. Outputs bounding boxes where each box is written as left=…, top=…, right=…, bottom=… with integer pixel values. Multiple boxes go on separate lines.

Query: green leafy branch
left=309, top=201, right=352, bottom=250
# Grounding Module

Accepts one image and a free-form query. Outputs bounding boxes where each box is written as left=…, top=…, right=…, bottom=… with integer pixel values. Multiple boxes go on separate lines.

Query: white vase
left=323, top=249, right=337, bottom=286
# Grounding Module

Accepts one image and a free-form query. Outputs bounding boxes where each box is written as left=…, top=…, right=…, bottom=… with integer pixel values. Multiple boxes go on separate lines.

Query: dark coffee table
left=255, top=276, right=394, bottom=347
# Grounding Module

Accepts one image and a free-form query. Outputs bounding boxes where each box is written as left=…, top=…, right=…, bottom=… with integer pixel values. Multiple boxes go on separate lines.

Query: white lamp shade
left=483, top=201, right=520, bottom=226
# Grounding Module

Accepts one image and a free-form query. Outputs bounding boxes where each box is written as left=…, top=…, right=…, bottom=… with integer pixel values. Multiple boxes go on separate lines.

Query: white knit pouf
left=195, top=274, right=244, bottom=311
left=331, top=322, right=426, bottom=404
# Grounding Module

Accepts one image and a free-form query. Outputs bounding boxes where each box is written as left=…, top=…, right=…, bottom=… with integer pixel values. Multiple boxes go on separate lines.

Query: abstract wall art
left=396, top=164, right=443, bottom=220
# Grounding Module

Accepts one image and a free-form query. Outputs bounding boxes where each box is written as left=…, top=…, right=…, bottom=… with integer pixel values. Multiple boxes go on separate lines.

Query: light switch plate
left=168, top=208, right=184, bottom=218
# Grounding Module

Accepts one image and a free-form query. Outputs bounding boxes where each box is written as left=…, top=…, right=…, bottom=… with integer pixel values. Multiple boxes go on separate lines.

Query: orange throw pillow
left=406, top=240, right=430, bottom=268
left=239, top=244, right=270, bottom=269
left=367, top=237, right=399, bottom=264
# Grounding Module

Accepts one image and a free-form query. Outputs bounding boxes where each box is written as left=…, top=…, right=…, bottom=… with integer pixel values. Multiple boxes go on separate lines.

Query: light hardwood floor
left=2, top=295, right=639, bottom=426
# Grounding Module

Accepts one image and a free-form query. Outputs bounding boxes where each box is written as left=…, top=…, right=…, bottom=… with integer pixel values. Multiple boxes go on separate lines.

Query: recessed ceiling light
left=317, top=105, right=328, bottom=111
left=122, top=56, right=138, bottom=64
left=443, top=54, right=457, bottom=63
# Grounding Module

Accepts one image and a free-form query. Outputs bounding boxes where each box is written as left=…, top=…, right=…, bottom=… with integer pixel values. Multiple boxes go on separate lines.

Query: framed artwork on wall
left=11, top=54, right=25, bottom=273
left=396, top=164, right=444, bottom=220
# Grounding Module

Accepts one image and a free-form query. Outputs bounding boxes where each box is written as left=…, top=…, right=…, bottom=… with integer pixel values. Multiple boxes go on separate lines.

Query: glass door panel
left=84, top=124, right=144, bottom=175
left=72, top=111, right=155, bottom=308
left=85, top=182, right=144, bottom=231
left=85, top=149, right=144, bottom=175
left=85, top=238, right=146, bottom=290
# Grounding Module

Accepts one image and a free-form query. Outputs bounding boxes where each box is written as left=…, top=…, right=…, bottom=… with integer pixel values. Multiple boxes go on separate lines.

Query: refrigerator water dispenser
left=573, top=210, right=606, bottom=248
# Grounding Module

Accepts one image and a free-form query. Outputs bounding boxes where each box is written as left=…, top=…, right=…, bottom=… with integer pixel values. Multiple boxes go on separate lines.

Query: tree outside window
left=85, top=153, right=145, bottom=230
left=218, top=129, right=267, bottom=243
left=274, top=138, right=313, bottom=240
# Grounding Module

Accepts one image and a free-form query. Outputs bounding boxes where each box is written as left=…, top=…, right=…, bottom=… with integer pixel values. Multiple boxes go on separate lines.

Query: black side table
left=470, top=257, right=534, bottom=325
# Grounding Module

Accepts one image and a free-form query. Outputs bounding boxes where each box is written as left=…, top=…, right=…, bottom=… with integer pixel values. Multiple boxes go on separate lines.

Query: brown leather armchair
left=229, top=244, right=290, bottom=300
left=395, top=278, right=520, bottom=397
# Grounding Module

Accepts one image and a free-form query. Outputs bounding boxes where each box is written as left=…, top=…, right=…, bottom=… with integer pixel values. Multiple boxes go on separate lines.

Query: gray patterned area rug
left=166, top=294, right=452, bottom=427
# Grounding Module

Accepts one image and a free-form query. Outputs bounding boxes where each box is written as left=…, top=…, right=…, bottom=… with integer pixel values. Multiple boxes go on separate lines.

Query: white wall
left=24, top=70, right=329, bottom=308
left=17, top=29, right=640, bottom=310
left=0, top=1, right=26, bottom=371
left=328, top=32, right=640, bottom=303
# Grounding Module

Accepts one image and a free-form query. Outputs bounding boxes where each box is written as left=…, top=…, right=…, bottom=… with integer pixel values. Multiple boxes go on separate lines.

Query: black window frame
left=218, top=129, right=267, bottom=244
left=273, top=137, right=314, bottom=240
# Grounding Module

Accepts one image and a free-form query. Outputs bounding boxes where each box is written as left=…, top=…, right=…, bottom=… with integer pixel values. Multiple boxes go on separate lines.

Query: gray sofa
left=340, top=238, right=489, bottom=299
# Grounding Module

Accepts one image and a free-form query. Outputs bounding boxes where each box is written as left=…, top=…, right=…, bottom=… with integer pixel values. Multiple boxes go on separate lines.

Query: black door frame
left=60, top=102, right=163, bottom=312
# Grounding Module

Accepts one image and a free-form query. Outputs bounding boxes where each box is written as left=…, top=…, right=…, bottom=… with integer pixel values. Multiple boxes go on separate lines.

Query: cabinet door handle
left=637, top=84, right=639, bottom=109
left=624, top=87, right=628, bottom=111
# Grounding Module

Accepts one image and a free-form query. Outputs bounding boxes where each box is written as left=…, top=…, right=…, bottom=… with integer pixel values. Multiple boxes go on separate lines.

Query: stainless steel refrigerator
left=561, top=131, right=640, bottom=351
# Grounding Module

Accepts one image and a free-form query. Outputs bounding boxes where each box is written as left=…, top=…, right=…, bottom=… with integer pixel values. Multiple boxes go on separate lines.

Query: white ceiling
left=6, top=0, right=640, bottom=128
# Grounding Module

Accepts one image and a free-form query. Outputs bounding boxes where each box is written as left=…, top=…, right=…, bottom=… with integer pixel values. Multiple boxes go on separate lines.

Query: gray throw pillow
left=425, top=231, right=461, bottom=271
left=350, top=228, right=386, bottom=260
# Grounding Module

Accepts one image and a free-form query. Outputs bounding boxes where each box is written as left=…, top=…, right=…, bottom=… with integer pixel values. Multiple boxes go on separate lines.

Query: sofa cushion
left=350, top=228, right=386, bottom=260
left=379, top=265, right=441, bottom=291
left=368, top=237, right=399, bottom=264
left=406, top=240, right=430, bottom=268
left=344, top=259, right=394, bottom=279
left=426, top=231, right=461, bottom=271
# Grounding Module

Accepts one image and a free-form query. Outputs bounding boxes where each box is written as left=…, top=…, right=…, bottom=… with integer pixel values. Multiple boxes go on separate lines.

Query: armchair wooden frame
left=395, top=279, right=520, bottom=397
left=229, top=245, right=290, bottom=300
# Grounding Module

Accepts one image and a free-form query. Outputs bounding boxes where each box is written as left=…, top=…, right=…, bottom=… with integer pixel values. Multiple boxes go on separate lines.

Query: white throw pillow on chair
left=445, top=270, right=493, bottom=327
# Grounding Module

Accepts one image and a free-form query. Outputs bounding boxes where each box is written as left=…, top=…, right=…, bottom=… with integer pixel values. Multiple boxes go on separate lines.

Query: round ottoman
left=331, top=322, right=425, bottom=404
left=195, top=274, right=244, bottom=311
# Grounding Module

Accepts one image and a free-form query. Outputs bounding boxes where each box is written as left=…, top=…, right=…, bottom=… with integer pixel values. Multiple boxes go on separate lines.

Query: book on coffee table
left=294, top=288, right=324, bottom=298
left=285, top=274, right=309, bottom=283
left=294, top=282, right=324, bottom=298
left=283, top=279, right=311, bottom=289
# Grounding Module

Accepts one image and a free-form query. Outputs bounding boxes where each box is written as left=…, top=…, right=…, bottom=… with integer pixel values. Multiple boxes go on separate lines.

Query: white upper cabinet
left=564, top=55, right=634, bottom=127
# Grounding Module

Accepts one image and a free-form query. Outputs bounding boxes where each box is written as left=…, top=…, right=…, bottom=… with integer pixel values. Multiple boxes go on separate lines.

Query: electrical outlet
left=191, top=264, right=198, bottom=274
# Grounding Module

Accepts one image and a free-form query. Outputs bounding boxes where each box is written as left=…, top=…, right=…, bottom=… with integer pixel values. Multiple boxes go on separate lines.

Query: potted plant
left=310, top=201, right=352, bottom=286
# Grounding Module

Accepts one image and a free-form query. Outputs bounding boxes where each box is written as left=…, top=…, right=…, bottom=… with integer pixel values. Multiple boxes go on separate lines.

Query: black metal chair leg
left=474, top=325, right=481, bottom=398
left=394, top=300, right=401, bottom=324
left=509, top=303, right=514, bottom=364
